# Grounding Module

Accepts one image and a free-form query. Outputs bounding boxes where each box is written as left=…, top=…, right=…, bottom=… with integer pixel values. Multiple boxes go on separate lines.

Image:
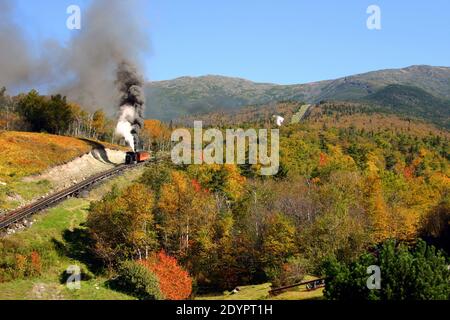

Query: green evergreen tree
left=324, top=240, right=450, bottom=300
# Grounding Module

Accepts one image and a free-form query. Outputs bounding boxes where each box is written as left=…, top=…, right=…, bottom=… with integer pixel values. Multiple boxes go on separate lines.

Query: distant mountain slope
left=362, top=84, right=450, bottom=128
left=146, top=65, right=450, bottom=122
left=174, top=101, right=303, bottom=127
left=174, top=100, right=450, bottom=140
left=145, top=75, right=311, bottom=120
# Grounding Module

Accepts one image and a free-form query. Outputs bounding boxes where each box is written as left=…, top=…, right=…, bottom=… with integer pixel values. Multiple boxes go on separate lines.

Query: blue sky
left=12, top=0, right=450, bottom=84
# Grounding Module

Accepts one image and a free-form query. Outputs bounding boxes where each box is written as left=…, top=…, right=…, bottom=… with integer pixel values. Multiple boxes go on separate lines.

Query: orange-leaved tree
left=139, top=251, right=192, bottom=300
left=158, top=171, right=217, bottom=257
left=142, top=119, right=172, bottom=151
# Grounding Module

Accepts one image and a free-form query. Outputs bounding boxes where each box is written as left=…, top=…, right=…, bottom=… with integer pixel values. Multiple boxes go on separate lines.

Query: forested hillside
left=1, top=96, right=449, bottom=299
left=363, top=84, right=450, bottom=128
left=95, top=106, right=449, bottom=295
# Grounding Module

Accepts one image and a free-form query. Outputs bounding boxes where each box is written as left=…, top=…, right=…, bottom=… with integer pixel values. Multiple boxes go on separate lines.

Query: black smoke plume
left=115, top=61, right=146, bottom=151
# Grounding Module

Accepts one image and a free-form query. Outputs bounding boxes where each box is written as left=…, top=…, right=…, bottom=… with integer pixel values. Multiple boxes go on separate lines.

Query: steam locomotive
left=124, top=136, right=151, bottom=164
left=125, top=151, right=151, bottom=164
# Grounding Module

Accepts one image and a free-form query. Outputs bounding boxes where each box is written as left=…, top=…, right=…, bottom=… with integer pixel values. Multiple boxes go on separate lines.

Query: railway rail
left=0, top=160, right=153, bottom=231
left=269, top=278, right=326, bottom=296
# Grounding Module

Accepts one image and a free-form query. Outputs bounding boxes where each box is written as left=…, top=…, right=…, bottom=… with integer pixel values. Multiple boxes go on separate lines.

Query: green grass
left=196, top=283, right=272, bottom=300
left=0, top=179, right=53, bottom=211
left=12, top=179, right=52, bottom=201
left=0, top=273, right=134, bottom=300
left=87, top=166, right=145, bottom=202
left=269, top=275, right=325, bottom=300
left=196, top=276, right=325, bottom=301
left=291, top=104, right=312, bottom=124
left=0, top=168, right=146, bottom=300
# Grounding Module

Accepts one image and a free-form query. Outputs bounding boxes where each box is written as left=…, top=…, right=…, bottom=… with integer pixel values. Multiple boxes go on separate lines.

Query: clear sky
left=12, top=0, right=450, bottom=84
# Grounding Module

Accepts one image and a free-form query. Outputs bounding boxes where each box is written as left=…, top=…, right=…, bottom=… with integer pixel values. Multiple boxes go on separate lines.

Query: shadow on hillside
left=104, top=277, right=156, bottom=300
left=52, top=225, right=105, bottom=276
left=79, top=138, right=115, bottom=164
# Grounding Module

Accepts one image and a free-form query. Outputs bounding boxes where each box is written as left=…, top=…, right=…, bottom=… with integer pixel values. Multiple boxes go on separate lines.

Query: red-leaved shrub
left=140, top=251, right=192, bottom=300
left=30, top=251, right=42, bottom=275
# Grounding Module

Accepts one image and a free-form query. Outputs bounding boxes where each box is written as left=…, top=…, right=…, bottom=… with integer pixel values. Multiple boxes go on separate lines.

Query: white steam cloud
left=115, top=105, right=136, bottom=151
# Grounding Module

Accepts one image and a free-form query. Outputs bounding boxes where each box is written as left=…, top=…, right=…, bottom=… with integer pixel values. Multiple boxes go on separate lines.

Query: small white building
left=273, top=115, right=285, bottom=127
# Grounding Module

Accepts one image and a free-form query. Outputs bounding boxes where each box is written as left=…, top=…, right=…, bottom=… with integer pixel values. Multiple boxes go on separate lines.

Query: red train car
left=125, top=151, right=151, bottom=164
left=136, top=151, right=150, bottom=162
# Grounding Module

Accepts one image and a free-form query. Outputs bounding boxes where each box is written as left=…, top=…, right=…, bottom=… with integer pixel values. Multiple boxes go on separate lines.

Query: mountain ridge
left=145, top=65, right=450, bottom=122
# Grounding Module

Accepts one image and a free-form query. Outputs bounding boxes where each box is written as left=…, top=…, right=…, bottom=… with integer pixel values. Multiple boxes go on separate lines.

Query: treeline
left=0, top=88, right=114, bottom=140
left=0, top=88, right=173, bottom=151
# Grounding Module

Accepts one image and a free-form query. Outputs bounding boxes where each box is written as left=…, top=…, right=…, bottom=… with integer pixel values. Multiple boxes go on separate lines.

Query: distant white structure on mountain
left=273, top=115, right=285, bottom=127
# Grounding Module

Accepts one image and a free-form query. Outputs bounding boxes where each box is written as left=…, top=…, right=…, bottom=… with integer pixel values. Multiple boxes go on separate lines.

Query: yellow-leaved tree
left=157, top=171, right=217, bottom=262
left=87, top=183, right=157, bottom=266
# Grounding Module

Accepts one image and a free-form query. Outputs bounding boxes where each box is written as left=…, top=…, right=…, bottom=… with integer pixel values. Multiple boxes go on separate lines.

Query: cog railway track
left=0, top=160, right=154, bottom=230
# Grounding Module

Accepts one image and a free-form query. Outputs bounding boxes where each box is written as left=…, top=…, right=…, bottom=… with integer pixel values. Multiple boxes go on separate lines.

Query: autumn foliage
left=140, top=251, right=192, bottom=300
left=0, top=131, right=92, bottom=182
left=30, top=251, right=42, bottom=275
left=75, top=101, right=449, bottom=295
left=142, top=119, right=172, bottom=151
left=13, top=251, right=42, bottom=278
left=87, top=184, right=157, bottom=266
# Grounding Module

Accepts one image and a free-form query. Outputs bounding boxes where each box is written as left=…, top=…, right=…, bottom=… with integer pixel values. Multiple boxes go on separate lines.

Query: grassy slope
left=0, top=167, right=145, bottom=300
left=0, top=131, right=127, bottom=211
left=0, top=131, right=92, bottom=182
left=0, top=131, right=90, bottom=210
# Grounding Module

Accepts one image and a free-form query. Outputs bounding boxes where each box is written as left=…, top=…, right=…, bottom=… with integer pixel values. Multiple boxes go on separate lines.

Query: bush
left=140, top=251, right=193, bottom=300
left=5, top=251, right=43, bottom=279
left=139, top=163, right=173, bottom=197
left=271, top=256, right=307, bottom=288
left=14, top=254, right=27, bottom=278
left=16, top=90, right=74, bottom=134
left=324, top=240, right=450, bottom=300
left=29, top=252, right=42, bottom=276
left=115, top=261, right=163, bottom=300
